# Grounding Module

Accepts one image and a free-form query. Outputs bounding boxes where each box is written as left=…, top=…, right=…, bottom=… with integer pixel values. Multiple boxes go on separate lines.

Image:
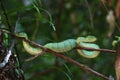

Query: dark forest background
left=0, top=0, right=120, bottom=80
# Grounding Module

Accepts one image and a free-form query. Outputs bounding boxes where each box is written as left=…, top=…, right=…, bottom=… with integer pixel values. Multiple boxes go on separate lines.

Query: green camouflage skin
left=16, top=33, right=42, bottom=55
left=16, top=33, right=76, bottom=55
left=44, top=39, right=76, bottom=52
left=16, top=32, right=100, bottom=58
left=76, top=36, right=100, bottom=58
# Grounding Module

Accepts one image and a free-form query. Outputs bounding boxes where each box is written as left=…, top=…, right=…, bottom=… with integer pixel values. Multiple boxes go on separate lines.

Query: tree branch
left=1, top=29, right=116, bottom=53
left=50, top=52, right=109, bottom=80
left=76, top=46, right=116, bottom=53
left=85, top=0, right=94, bottom=29
left=0, top=29, right=111, bottom=80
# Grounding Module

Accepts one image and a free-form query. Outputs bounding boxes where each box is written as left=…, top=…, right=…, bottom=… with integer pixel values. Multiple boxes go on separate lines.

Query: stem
left=50, top=52, right=109, bottom=80
left=85, top=0, right=94, bottom=29
left=76, top=46, right=116, bottom=53
left=0, top=29, right=111, bottom=80
left=115, top=42, right=120, bottom=80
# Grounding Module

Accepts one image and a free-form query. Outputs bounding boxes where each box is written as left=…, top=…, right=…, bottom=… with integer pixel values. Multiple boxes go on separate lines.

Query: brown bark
left=115, top=42, right=120, bottom=80
left=116, top=0, right=120, bottom=19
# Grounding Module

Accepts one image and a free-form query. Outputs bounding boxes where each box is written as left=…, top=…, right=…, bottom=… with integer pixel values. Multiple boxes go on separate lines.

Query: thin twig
left=13, top=14, right=25, bottom=80
left=21, top=37, right=109, bottom=80
left=0, top=29, right=111, bottom=80
left=0, top=29, right=116, bottom=54
left=50, top=52, right=109, bottom=80
left=76, top=46, right=116, bottom=53
left=85, top=0, right=94, bottom=29
left=0, top=29, right=116, bottom=53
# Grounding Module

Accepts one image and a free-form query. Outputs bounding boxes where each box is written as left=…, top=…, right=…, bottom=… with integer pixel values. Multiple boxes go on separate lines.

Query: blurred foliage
left=0, top=0, right=119, bottom=80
